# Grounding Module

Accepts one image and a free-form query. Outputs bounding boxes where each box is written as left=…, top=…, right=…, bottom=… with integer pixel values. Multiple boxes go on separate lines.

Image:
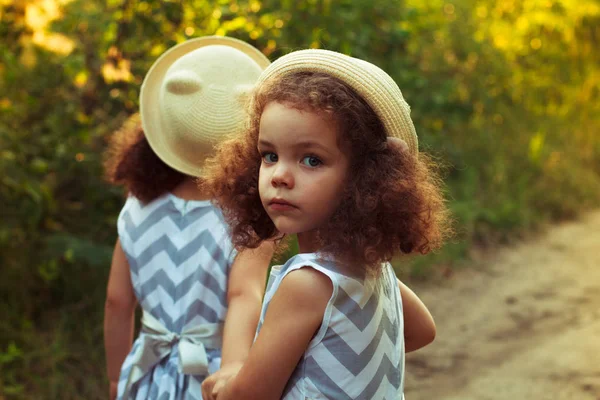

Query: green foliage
left=1, top=0, right=599, bottom=398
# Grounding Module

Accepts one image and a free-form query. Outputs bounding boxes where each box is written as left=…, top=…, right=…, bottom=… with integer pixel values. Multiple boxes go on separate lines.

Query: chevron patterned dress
left=259, top=253, right=405, bottom=400
left=115, top=194, right=237, bottom=400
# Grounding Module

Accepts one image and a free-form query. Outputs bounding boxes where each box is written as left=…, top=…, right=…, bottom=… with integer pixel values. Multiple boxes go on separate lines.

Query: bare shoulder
left=276, top=267, right=334, bottom=309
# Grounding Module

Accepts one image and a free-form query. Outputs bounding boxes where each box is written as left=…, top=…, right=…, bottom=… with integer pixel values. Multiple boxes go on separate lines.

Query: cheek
left=330, top=183, right=347, bottom=211
left=324, top=171, right=348, bottom=210
left=258, top=166, right=269, bottom=197
left=312, top=177, right=346, bottom=210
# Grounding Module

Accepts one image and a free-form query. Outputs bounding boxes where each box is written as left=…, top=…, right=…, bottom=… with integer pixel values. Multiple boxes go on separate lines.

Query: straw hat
left=257, top=49, right=419, bottom=156
left=140, top=36, right=270, bottom=176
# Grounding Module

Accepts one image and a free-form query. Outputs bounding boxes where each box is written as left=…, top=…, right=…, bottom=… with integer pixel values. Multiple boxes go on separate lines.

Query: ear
left=164, top=70, right=203, bottom=95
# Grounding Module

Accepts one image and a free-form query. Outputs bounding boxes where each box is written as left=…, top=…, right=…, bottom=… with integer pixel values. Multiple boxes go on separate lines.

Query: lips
left=268, top=198, right=298, bottom=211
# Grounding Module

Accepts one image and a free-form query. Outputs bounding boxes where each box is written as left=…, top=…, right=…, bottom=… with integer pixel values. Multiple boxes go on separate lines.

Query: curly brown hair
left=203, top=72, right=451, bottom=272
left=104, top=114, right=186, bottom=203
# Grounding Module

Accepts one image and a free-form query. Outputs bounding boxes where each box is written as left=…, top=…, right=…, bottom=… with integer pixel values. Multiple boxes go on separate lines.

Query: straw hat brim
left=257, top=49, right=419, bottom=156
left=140, top=36, right=270, bottom=177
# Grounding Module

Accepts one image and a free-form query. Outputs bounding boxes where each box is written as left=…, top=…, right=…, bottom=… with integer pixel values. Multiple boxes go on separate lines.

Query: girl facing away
left=103, top=36, right=275, bottom=400
left=200, top=49, right=451, bottom=400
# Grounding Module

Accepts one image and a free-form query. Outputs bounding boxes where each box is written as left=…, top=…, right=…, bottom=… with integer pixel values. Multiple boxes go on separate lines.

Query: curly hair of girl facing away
left=200, top=49, right=451, bottom=400
left=104, top=114, right=186, bottom=203
left=101, top=36, right=275, bottom=400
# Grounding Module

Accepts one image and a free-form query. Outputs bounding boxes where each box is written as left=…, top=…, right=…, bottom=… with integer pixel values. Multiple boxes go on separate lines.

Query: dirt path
left=404, top=210, right=600, bottom=400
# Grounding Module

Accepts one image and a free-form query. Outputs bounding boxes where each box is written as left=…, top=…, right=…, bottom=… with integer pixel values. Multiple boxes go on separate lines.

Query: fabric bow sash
left=121, top=310, right=223, bottom=399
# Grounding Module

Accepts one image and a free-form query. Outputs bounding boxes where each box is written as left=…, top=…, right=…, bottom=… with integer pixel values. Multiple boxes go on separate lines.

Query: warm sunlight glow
left=33, top=31, right=75, bottom=55
left=24, top=0, right=75, bottom=56
left=102, top=59, right=133, bottom=83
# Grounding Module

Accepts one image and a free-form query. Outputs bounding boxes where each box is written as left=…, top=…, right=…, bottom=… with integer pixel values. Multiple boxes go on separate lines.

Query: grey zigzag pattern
left=135, top=232, right=228, bottom=273
left=335, top=285, right=381, bottom=330
left=117, top=196, right=232, bottom=399
left=123, top=357, right=205, bottom=400
left=268, top=256, right=402, bottom=399
left=132, top=230, right=229, bottom=275
left=148, top=299, right=220, bottom=333
left=139, top=264, right=226, bottom=308
left=289, top=297, right=400, bottom=398
left=256, top=256, right=360, bottom=333
left=122, top=203, right=214, bottom=242
left=321, top=311, right=398, bottom=375
left=131, top=232, right=228, bottom=330
left=306, top=353, right=400, bottom=400
left=283, top=351, right=400, bottom=400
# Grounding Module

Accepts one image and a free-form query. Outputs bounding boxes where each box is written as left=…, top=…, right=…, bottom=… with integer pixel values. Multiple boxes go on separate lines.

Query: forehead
left=259, top=102, right=340, bottom=147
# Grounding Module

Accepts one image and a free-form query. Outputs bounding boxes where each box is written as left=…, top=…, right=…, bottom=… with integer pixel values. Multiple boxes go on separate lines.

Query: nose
left=271, top=162, right=294, bottom=189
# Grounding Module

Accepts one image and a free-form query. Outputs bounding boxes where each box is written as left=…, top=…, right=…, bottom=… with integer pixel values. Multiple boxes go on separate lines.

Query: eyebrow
left=257, top=139, right=275, bottom=148
left=258, top=139, right=334, bottom=155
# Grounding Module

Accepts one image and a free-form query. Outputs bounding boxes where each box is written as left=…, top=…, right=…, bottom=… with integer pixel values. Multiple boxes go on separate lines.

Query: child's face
left=257, top=101, right=349, bottom=236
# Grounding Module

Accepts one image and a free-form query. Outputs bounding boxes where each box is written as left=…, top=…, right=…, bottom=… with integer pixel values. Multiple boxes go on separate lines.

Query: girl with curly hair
left=200, top=49, right=451, bottom=400
left=102, top=37, right=275, bottom=400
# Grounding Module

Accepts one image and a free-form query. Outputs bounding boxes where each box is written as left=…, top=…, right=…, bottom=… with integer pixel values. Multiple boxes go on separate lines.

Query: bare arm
left=104, top=239, right=137, bottom=395
left=397, top=279, right=436, bottom=352
left=220, top=241, right=275, bottom=366
left=211, top=267, right=333, bottom=400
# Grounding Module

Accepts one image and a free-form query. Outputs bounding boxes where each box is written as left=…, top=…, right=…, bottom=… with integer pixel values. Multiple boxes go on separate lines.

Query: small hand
left=109, top=381, right=118, bottom=400
left=201, top=362, right=243, bottom=400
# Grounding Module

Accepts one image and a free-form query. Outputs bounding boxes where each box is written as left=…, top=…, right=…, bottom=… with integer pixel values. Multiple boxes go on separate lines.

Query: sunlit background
left=1, top=0, right=599, bottom=398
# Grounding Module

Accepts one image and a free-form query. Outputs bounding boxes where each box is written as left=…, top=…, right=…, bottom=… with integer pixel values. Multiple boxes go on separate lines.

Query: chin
left=271, top=220, right=301, bottom=235
left=273, top=225, right=300, bottom=235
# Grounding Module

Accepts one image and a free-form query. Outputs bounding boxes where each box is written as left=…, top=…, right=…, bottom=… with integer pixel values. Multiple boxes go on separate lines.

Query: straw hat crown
left=257, top=49, right=419, bottom=156
left=140, top=36, right=270, bottom=177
